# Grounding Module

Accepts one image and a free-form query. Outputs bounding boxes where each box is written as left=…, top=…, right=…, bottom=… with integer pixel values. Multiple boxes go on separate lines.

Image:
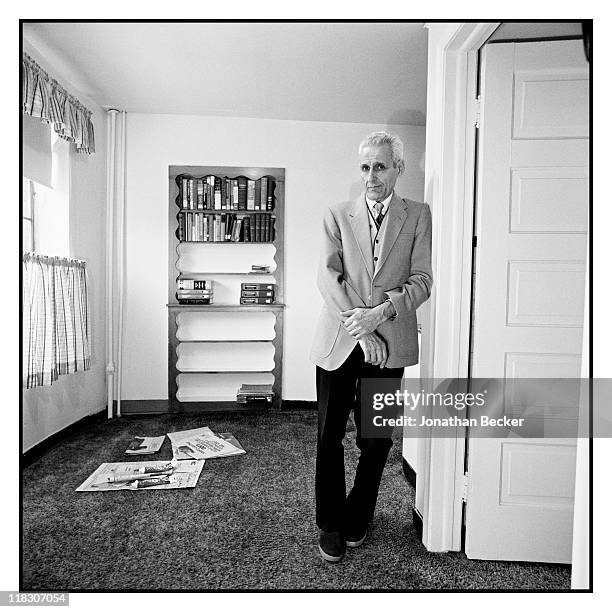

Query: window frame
left=22, top=178, right=37, bottom=253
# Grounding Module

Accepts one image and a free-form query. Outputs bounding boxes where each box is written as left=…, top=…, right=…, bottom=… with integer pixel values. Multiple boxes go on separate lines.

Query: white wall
left=124, top=114, right=425, bottom=401
left=22, top=42, right=107, bottom=452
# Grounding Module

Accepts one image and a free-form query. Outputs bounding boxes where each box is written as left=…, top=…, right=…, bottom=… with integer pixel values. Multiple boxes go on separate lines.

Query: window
left=22, top=178, right=36, bottom=253
left=22, top=132, right=70, bottom=257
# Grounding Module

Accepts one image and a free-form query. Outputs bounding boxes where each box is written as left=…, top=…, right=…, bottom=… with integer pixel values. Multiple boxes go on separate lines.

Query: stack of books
left=237, top=383, right=274, bottom=404
left=176, top=278, right=213, bottom=305
left=240, top=282, right=275, bottom=305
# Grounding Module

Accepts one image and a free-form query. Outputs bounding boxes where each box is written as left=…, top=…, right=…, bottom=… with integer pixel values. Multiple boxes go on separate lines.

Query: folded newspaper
left=76, top=459, right=204, bottom=492
left=166, top=426, right=215, bottom=461
left=167, top=427, right=245, bottom=460
left=125, top=435, right=165, bottom=455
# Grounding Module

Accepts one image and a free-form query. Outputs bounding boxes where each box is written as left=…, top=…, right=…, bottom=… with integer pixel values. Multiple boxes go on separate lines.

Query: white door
left=466, top=40, right=589, bottom=562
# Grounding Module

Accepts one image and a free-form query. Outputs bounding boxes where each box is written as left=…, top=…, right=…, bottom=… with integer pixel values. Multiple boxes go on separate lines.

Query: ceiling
left=23, top=22, right=428, bottom=126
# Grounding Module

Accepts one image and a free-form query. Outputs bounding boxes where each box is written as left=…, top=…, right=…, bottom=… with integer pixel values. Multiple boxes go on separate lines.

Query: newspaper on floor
left=125, top=435, right=165, bottom=455
left=216, top=433, right=246, bottom=456
left=167, top=426, right=215, bottom=460
left=76, top=459, right=204, bottom=492
left=180, top=432, right=246, bottom=460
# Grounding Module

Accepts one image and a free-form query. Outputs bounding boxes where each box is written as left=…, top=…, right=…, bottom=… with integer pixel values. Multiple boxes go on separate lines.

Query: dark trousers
left=315, top=345, right=404, bottom=533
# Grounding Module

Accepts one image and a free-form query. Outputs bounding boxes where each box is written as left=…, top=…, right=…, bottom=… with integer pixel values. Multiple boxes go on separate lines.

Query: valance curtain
left=23, top=254, right=91, bottom=389
left=22, top=52, right=95, bottom=154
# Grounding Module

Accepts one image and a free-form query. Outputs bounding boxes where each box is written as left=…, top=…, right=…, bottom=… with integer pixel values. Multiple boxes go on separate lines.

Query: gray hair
left=358, top=131, right=404, bottom=167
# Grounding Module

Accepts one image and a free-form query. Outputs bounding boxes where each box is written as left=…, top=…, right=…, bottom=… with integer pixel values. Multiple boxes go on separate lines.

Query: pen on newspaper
left=103, top=461, right=177, bottom=483
left=128, top=476, right=176, bottom=489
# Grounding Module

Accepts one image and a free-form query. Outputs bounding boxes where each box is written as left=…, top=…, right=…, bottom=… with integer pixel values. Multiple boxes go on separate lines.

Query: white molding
left=418, top=22, right=500, bottom=552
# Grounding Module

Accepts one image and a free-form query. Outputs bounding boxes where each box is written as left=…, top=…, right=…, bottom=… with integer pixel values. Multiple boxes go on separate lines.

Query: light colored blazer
left=310, top=192, right=433, bottom=371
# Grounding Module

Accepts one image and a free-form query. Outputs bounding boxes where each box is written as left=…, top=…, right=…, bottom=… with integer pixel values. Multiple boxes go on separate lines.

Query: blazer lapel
left=374, top=194, right=408, bottom=277
left=348, top=195, right=374, bottom=279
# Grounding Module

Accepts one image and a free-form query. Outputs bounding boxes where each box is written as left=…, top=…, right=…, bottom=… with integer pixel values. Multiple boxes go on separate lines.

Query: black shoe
left=345, top=526, right=367, bottom=548
left=318, top=530, right=345, bottom=563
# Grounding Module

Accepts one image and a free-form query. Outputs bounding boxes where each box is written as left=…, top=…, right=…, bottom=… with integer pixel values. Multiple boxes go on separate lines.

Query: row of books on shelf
left=175, top=280, right=276, bottom=305
left=178, top=212, right=275, bottom=243
left=178, top=175, right=276, bottom=211
left=237, top=383, right=274, bottom=404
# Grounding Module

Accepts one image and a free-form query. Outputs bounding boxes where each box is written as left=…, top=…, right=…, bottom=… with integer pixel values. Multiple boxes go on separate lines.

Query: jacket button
left=373, top=257, right=378, bottom=261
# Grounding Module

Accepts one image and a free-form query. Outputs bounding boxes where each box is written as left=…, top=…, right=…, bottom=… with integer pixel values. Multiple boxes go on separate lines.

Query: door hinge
left=474, top=95, right=481, bottom=128
left=472, top=235, right=477, bottom=248
left=461, top=472, right=470, bottom=502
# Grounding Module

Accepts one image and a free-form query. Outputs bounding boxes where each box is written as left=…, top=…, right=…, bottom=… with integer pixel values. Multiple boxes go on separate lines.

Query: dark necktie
left=374, top=201, right=384, bottom=229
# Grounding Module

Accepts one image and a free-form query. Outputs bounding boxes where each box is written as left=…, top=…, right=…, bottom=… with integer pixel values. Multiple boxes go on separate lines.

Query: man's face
left=359, top=144, right=403, bottom=201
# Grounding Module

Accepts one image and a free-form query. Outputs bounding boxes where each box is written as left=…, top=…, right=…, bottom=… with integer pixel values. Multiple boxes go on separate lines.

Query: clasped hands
left=341, top=305, right=388, bottom=368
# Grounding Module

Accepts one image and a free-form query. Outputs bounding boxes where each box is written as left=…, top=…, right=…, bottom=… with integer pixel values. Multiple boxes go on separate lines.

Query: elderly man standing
left=310, top=131, right=432, bottom=563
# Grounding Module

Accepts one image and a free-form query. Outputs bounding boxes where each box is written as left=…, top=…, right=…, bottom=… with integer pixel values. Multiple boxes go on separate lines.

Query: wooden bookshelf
left=167, top=166, right=285, bottom=412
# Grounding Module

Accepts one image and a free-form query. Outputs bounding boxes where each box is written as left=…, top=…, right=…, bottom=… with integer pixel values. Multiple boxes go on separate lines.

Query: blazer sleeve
left=317, top=206, right=366, bottom=320
left=384, top=202, right=433, bottom=317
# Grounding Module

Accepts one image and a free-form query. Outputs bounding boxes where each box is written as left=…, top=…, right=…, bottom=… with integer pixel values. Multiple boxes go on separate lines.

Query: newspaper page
left=167, top=427, right=215, bottom=460
left=125, top=435, right=165, bottom=455
left=181, top=433, right=245, bottom=459
left=216, top=433, right=246, bottom=456
left=76, top=459, right=204, bottom=492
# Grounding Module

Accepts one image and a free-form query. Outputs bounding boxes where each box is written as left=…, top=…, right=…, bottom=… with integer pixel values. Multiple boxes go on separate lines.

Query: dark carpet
left=22, top=410, right=571, bottom=590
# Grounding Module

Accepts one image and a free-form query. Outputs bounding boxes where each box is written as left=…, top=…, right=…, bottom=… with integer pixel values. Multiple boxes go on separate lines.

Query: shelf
left=179, top=241, right=275, bottom=244
left=169, top=165, right=285, bottom=413
left=168, top=304, right=285, bottom=311
left=177, top=369, right=274, bottom=374
left=177, top=209, right=276, bottom=215
left=177, top=272, right=274, bottom=275
left=176, top=339, right=273, bottom=343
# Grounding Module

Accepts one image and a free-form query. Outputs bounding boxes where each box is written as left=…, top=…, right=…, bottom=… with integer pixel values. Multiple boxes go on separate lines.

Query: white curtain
left=23, top=253, right=91, bottom=388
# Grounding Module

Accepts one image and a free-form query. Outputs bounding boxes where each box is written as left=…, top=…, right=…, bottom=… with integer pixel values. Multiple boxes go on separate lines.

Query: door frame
left=420, top=22, right=590, bottom=587
left=418, top=22, right=499, bottom=552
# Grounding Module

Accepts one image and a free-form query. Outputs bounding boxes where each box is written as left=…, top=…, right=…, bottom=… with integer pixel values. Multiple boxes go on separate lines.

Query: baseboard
left=402, top=457, right=416, bottom=489
left=412, top=507, right=423, bottom=538
left=281, top=400, right=317, bottom=410
left=118, top=399, right=316, bottom=415
left=118, top=399, right=169, bottom=415
left=23, top=409, right=107, bottom=467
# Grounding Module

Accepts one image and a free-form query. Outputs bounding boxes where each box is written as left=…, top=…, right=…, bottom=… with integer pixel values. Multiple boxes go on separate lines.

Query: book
left=236, top=383, right=273, bottom=403
left=243, top=216, right=251, bottom=242
left=254, top=180, right=261, bottom=211
left=214, top=176, right=222, bottom=210
left=231, top=179, right=239, bottom=210
left=241, top=290, right=274, bottom=298
left=247, top=179, right=255, bottom=210
left=224, top=178, right=231, bottom=210
left=237, top=177, right=248, bottom=210
left=177, top=279, right=212, bottom=290
left=181, top=177, right=188, bottom=209
left=250, top=265, right=270, bottom=273
left=260, top=177, right=268, bottom=212
left=196, top=179, right=204, bottom=209
left=189, top=178, right=196, bottom=210
left=231, top=217, right=243, bottom=242
left=266, top=178, right=275, bottom=210
left=177, top=298, right=213, bottom=305
left=240, top=297, right=273, bottom=305
left=177, top=290, right=214, bottom=297
left=241, top=283, right=275, bottom=291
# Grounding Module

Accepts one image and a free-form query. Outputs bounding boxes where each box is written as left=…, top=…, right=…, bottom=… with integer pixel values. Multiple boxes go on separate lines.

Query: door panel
left=465, top=40, right=588, bottom=562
